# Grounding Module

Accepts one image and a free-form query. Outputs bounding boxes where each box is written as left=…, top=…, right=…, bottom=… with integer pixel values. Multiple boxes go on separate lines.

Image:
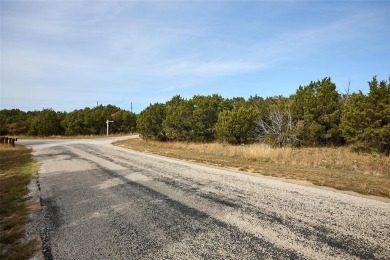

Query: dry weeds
left=115, top=138, right=390, bottom=198
left=0, top=145, right=39, bottom=260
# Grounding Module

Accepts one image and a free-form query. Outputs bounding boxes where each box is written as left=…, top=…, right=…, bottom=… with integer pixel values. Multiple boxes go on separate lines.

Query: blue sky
left=1, top=0, right=389, bottom=113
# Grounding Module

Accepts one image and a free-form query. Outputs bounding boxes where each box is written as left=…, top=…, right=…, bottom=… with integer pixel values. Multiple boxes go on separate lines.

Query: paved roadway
left=20, top=136, right=390, bottom=259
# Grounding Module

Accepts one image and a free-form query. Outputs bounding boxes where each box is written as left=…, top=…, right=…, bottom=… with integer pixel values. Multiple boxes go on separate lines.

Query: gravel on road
left=20, top=137, right=390, bottom=259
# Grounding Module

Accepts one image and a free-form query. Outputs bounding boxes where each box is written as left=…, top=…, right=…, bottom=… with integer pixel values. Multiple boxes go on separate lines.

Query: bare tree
left=258, top=106, right=299, bottom=147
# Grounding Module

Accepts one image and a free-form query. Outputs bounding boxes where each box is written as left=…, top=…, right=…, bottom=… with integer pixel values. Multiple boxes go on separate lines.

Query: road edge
left=114, top=143, right=390, bottom=203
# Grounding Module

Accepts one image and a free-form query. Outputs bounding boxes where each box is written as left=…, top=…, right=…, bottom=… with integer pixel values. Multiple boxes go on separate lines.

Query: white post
left=106, top=120, right=114, bottom=136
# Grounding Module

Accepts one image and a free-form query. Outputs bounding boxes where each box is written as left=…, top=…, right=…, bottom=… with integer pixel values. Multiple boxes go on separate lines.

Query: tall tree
left=137, top=103, right=166, bottom=141
left=29, top=109, right=63, bottom=136
left=292, top=77, right=343, bottom=146
left=191, top=94, right=224, bottom=142
left=61, top=109, right=85, bottom=135
left=163, top=96, right=195, bottom=141
left=61, top=105, right=125, bottom=135
left=112, top=110, right=137, bottom=133
left=0, top=109, right=30, bottom=135
left=341, top=77, right=390, bottom=154
left=215, top=105, right=258, bottom=144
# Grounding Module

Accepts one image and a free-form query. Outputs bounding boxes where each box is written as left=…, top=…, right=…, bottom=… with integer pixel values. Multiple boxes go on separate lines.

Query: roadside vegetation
left=2, top=76, right=388, bottom=156
left=125, top=75, right=390, bottom=198
left=137, top=76, right=390, bottom=155
left=0, top=145, right=39, bottom=260
left=2, top=76, right=389, bottom=196
left=116, top=138, right=390, bottom=198
left=0, top=105, right=136, bottom=137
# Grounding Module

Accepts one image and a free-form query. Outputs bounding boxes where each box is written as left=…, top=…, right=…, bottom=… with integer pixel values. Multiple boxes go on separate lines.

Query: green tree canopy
left=191, top=94, right=224, bottom=142
left=215, top=104, right=259, bottom=144
left=292, top=77, right=343, bottom=146
left=341, top=77, right=390, bottom=154
left=1, top=75, right=389, bottom=155
left=137, top=103, right=166, bottom=141
left=112, top=110, right=137, bottom=134
left=61, top=105, right=131, bottom=136
left=163, top=96, right=195, bottom=141
left=29, top=109, right=64, bottom=136
left=0, top=109, right=31, bottom=135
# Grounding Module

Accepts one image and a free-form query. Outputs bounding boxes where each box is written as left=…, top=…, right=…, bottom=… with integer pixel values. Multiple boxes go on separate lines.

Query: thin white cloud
left=1, top=0, right=389, bottom=111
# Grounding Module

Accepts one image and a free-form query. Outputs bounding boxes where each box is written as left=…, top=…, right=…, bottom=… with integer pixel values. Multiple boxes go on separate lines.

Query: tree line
left=1, top=76, right=388, bottom=154
left=0, top=105, right=137, bottom=136
left=137, top=76, right=390, bottom=155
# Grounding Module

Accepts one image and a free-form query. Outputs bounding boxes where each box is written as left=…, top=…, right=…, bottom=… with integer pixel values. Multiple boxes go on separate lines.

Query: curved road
left=20, top=136, right=390, bottom=259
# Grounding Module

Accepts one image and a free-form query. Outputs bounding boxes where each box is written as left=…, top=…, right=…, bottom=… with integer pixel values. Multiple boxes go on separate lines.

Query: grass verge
left=115, top=138, right=390, bottom=199
left=0, top=145, right=39, bottom=260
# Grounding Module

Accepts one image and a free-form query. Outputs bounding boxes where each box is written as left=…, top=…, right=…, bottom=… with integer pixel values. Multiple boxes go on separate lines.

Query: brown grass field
left=0, top=145, right=39, bottom=260
left=115, top=138, right=390, bottom=199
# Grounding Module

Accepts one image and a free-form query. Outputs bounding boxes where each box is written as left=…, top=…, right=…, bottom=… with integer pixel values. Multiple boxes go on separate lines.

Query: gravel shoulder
left=20, top=136, right=390, bottom=259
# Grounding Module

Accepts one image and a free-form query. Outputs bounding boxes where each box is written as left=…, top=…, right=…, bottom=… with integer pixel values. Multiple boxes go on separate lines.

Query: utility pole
left=106, top=120, right=113, bottom=136
left=131, top=102, right=133, bottom=113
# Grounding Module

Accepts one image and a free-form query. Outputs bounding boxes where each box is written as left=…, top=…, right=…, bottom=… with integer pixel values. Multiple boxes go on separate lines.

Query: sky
left=1, top=0, right=389, bottom=113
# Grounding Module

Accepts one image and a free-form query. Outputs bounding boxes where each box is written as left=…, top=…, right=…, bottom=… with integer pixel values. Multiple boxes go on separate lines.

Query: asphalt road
left=20, top=136, right=390, bottom=259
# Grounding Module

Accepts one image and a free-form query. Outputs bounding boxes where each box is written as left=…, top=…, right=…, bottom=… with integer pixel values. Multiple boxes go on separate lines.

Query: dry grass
left=0, top=145, right=39, bottom=260
left=115, top=138, right=390, bottom=198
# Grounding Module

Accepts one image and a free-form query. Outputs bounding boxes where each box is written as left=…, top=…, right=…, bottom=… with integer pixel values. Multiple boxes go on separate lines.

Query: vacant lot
left=0, top=145, right=38, bottom=260
left=116, top=138, right=390, bottom=199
